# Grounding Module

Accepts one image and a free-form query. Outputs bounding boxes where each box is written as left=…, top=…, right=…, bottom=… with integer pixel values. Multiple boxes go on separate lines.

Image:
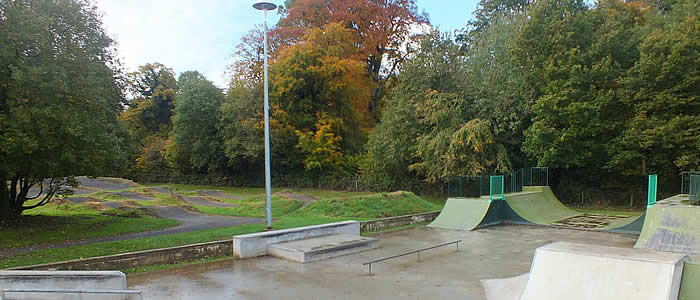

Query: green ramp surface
left=635, top=197, right=700, bottom=255
left=504, top=186, right=581, bottom=224
left=680, top=262, right=700, bottom=300
left=428, top=197, right=492, bottom=231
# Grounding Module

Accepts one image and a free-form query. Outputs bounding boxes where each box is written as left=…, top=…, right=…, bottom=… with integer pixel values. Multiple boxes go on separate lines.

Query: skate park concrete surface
left=127, top=224, right=639, bottom=300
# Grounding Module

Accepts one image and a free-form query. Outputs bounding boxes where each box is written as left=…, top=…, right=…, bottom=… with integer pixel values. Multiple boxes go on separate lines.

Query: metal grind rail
left=0, top=288, right=143, bottom=300
left=362, top=240, right=462, bottom=275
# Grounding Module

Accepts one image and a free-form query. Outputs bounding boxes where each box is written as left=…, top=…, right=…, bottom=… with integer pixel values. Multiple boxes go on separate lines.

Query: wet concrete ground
left=127, top=224, right=637, bottom=300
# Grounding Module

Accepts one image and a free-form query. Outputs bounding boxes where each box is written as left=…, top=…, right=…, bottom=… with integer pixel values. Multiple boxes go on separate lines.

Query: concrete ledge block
left=233, top=221, right=360, bottom=258
left=0, top=270, right=126, bottom=300
left=267, top=233, right=379, bottom=263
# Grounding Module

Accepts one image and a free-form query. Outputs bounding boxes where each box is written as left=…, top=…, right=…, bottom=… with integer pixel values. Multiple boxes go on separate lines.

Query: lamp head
left=253, top=1, right=277, bottom=11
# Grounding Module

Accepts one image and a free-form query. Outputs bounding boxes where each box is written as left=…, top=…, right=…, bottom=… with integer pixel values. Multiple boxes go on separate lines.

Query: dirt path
left=181, top=196, right=239, bottom=208
left=192, top=190, right=245, bottom=199
left=0, top=206, right=262, bottom=256
left=276, top=192, right=320, bottom=208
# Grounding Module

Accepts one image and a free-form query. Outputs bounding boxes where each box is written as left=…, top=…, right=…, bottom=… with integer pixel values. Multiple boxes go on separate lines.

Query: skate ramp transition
left=482, top=242, right=689, bottom=300
left=428, top=186, right=643, bottom=232
left=635, top=194, right=700, bottom=255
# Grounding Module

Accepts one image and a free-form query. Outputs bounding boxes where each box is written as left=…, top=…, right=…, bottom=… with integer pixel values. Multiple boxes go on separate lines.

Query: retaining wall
left=9, top=240, right=232, bottom=271
left=8, top=212, right=438, bottom=271
left=360, top=211, right=440, bottom=232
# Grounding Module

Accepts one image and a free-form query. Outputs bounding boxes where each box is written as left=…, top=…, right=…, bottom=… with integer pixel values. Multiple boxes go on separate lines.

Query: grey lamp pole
left=253, top=1, right=276, bottom=229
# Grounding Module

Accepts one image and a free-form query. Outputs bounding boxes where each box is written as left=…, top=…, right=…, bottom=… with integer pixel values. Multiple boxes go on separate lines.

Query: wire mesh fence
left=690, top=175, right=700, bottom=206
left=524, top=167, right=549, bottom=186
left=447, top=175, right=487, bottom=198
left=681, top=171, right=700, bottom=194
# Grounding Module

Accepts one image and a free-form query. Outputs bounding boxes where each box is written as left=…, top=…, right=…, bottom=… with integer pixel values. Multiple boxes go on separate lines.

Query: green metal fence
left=682, top=171, right=700, bottom=194
left=523, top=167, right=549, bottom=186
left=647, top=174, right=658, bottom=208
left=690, top=175, right=700, bottom=206
left=490, top=175, right=505, bottom=202
left=447, top=176, right=486, bottom=198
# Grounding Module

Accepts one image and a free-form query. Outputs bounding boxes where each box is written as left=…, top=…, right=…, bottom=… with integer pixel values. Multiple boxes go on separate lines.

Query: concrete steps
left=267, top=233, right=379, bottom=263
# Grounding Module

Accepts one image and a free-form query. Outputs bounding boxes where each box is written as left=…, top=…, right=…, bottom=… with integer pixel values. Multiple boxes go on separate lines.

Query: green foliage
left=294, top=191, right=441, bottom=219
left=0, top=0, right=129, bottom=218
left=609, top=2, right=700, bottom=174
left=271, top=23, right=373, bottom=154
left=168, top=71, right=226, bottom=173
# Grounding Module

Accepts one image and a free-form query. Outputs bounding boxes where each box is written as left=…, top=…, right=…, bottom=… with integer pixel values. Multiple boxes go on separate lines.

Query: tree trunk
left=0, top=171, right=12, bottom=220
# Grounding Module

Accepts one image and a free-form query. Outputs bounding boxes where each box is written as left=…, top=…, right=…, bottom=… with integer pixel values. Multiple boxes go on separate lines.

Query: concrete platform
left=484, top=242, right=689, bottom=300
left=233, top=221, right=360, bottom=258
left=267, top=234, right=379, bottom=263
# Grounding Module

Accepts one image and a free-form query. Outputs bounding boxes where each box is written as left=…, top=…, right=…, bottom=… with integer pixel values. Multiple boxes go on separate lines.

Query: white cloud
left=95, top=0, right=281, bottom=88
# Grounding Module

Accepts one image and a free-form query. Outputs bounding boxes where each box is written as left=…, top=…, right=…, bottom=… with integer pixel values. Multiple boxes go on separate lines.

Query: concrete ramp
left=427, top=198, right=493, bottom=230
left=635, top=196, right=700, bottom=255
left=505, top=187, right=580, bottom=224
left=519, top=242, right=688, bottom=300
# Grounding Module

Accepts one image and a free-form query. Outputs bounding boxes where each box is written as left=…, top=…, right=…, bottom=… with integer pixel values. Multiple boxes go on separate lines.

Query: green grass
left=1, top=185, right=442, bottom=270
left=292, top=191, right=442, bottom=219
left=0, top=203, right=179, bottom=249
left=193, top=196, right=303, bottom=218
left=0, top=215, right=346, bottom=269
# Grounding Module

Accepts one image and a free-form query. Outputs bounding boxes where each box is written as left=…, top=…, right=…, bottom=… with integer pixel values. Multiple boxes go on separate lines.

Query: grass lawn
left=0, top=202, right=179, bottom=249
left=0, top=184, right=442, bottom=269
left=193, top=196, right=304, bottom=218
left=0, top=215, right=349, bottom=269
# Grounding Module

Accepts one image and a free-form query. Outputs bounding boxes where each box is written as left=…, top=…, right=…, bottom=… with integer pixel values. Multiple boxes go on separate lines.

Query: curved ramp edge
left=635, top=204, right=700, bottom=255
left=505, top=187, right=580, bottom=225
left=427, top=198, right=492, bottom=231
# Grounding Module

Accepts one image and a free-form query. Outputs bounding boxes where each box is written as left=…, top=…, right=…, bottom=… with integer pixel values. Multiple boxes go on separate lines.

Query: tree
left=277, top=0, right=427, bottom=119
left=609, top=1, right=699, bottom=174
left=271, top=23, right=373, bottom=153
left=296, top=113, right=345, bottom=182
left=0, top=0, right=129, bottom=219
left=121, top=63, right=177, bottom=142
left=167, top=71, right=226, bottom=173
left=120, top=63, right=177, bottom=174
left=519, top=0, right=646, bottom=169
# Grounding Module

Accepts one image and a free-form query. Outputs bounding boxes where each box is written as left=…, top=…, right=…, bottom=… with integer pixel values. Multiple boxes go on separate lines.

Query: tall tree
left=271, top=23, right=373, bottom=153
left=167, top=72, right=226, bottom=173
left=277, top=0, right=427, bottom=119
left=121, top=63, right=177, bottom=173
left=609, top=0, right=699, bottom=174
left=0, top=0, right=129, bottom=219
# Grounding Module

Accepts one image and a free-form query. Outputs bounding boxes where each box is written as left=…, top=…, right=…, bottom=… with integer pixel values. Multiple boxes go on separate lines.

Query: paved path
left=276, top=192, right=320, bottom=208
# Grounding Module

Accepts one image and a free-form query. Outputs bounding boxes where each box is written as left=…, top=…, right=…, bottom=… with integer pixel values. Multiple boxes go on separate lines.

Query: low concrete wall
left=360, top=211, right=440, bottom=233
left=10, top=240, right=232, bottom=271
left=5, top=213, right=438, bottom=271
left=0, top=270, right=126, bottom=300
left=233, top=221, right=359, bottom=259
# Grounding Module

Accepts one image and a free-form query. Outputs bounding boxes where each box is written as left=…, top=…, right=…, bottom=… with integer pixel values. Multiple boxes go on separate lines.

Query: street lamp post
left=253, top=1, right=277, bottom=230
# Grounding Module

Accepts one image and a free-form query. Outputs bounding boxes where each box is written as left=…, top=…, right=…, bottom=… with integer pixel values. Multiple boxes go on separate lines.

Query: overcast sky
left=95, top=0, right=480, bottom=88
